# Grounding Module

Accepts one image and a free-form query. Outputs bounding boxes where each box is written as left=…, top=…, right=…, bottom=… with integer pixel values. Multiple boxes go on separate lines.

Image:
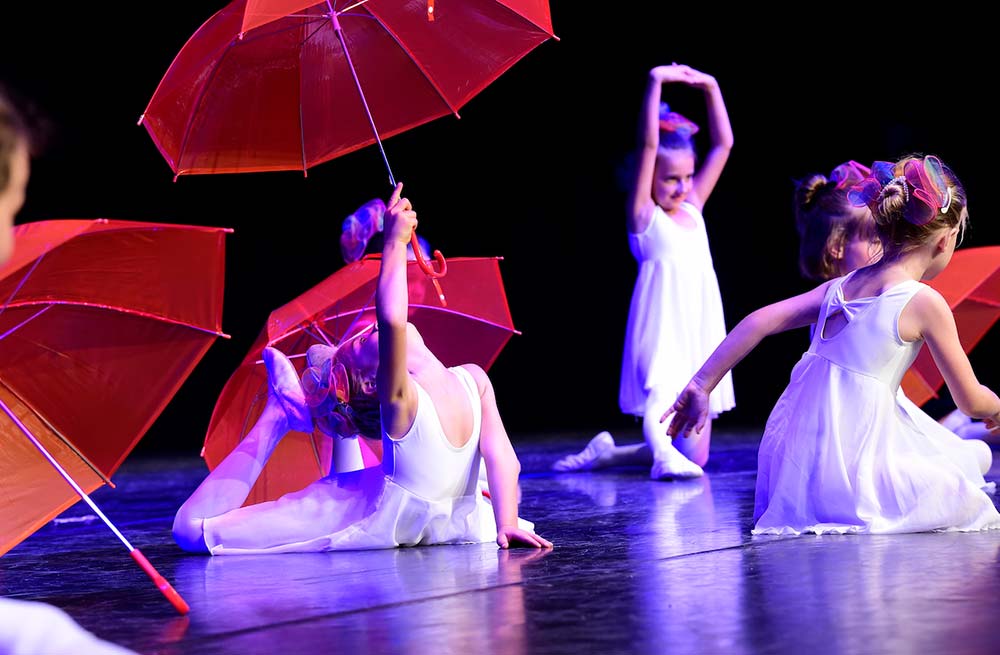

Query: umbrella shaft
left=0, top=398, right=133, bottom=550
left=327, top=6, right=395, bottom=187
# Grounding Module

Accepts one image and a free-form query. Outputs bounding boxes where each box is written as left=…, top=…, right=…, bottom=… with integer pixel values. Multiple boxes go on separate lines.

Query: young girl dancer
left=663, top=154, right=1000, bottom=534
left=173, top=183, right=552, bottom=553
left=618, top=63, right=735, bottom=480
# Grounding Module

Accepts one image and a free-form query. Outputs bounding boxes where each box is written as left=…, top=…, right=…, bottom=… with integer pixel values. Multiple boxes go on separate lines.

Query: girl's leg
left=552, top=433, right=653, bottom=472
left=644, top=388, right=703, bottom=480
left=172, top=348, right=309, bottom=551
left=954, top=420, right=1000, bottom=446
left=673, top=418, right=712, bottom=468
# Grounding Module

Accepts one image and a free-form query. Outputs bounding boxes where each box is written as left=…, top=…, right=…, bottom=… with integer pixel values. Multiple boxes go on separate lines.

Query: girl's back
left=754, top=272, right=997, bottom=535
left=811, top=271, right=925, bottom=389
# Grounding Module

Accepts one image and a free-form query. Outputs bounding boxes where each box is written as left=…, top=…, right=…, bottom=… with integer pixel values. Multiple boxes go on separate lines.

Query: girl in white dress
left=662, top=154, right=1000, bottom=534
left=617, top=63, right=736, bottom=481
left=173, top=183, right=552, bottom=553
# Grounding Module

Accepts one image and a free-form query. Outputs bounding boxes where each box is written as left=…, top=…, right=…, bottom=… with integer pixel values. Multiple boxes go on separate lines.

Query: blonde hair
left=873, top=155, right=966, bottom=260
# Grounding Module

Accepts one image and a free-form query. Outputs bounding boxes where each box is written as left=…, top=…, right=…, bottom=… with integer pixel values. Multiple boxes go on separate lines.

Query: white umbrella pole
left=0, top=398, right=190, bottom=615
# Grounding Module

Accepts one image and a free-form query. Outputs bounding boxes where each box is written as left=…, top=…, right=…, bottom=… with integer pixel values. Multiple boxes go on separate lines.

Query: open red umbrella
left=139, top=0, right=556, bottom=282
left=202, top=255, right=518, bottom=506
left=0, top=218, right=230, bottom=614
left=139, top=0, right=555, bottom=178
left=901, top=245, right=1000, bottom=406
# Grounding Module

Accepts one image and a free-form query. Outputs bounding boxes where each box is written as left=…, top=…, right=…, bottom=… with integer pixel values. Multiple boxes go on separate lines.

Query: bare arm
left=662, top=281, right=834, bottom=437
left=628, top=65, right=733, bottom=232
left=628, top=65, right=692, bottom=233
left=466, top=364, right=552, bottom=549
left=905, top=288, right=1000, bottom=421
left=686, top=69, right=733, bottom=211
left=377, top=183, right=418, bottom=438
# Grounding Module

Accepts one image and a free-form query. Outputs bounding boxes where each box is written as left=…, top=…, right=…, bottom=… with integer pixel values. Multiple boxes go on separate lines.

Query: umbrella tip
left=137, top=114, right=145, bottom=126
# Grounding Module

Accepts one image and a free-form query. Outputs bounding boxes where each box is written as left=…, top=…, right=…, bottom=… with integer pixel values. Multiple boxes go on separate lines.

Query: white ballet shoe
left=263, top=347, right=314, bottom=433
left=650, top=444, right=704, bottom=480
left=552, top=431, right=615, bottom=472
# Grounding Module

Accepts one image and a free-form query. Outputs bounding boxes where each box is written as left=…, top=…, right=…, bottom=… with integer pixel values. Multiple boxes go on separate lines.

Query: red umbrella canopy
left=140, top=0, right=556, bottom=176
left=0, top=219, right=229, bottom=555
left=203, top=255, right=518, bottom=505
left=901, top=246, right=1000, bottom=407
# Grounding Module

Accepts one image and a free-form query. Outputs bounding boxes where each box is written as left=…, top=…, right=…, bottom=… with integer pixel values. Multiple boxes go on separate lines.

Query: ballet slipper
left=650, top=443, right=704, bottom=480
left=306, top=343, right=337, bottom=369
left=262, top=347, right=314, bottom=433
left=552, top=431, right=615, bottom=472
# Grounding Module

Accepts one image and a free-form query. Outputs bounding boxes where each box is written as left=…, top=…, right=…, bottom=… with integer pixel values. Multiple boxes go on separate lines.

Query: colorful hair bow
left=847, top=156, right=950, bottom=225
left=340, top=198, right=386, bottom=264
left=658, top=102, right=700, bottom=136
left=901, top=156, right=951, bottom=225
left=829, top=160, right=871, bottom=190
left=301, top=343, right=358, bottom=438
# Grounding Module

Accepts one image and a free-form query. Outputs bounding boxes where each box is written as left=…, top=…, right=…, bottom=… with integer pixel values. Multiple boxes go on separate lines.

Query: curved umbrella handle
left=411, top=232, right=447, bottom=278
left=410, top=232, right=448, bottom=307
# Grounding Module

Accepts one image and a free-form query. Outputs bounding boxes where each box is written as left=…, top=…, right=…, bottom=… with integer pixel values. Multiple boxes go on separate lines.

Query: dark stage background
left=2, top=4, right=998, bottom=455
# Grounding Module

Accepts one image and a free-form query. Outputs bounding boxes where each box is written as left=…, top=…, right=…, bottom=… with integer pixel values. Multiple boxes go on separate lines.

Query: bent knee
left=172, top=511, right=210, bottom=554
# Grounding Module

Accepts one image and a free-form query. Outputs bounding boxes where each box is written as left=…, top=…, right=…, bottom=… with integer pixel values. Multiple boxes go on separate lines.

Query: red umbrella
left=139, top=0, right=556, bottom=282
left=202, top=255, right=518, bottom=506
left=139, top=0, right=555, bottom=177
left=901, top=245, right=1000, bottom=406
left=0, top=218, right=231, bottom=614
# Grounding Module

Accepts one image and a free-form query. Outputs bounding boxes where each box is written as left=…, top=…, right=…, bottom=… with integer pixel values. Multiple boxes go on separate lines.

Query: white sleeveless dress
left=753, top=272, right=999, bottom=535
left=201, top=367, right=521, bottom=553
left=619, top=202, right=735, bottom=417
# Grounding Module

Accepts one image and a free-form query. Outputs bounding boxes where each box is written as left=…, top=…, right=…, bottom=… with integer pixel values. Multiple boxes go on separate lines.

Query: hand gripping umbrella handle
left=131, top=549, right=191, bottom=615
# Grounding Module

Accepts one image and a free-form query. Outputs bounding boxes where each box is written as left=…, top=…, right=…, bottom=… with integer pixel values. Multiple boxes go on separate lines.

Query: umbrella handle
left=131, top=549, right=191, bottom=615
left=411, top=232, right=447, bottom=279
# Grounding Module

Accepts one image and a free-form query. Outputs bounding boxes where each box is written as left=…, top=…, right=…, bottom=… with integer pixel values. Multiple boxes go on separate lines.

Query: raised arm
left=685, top=68, right=733, bottom=210
left=905, top=287, right=1000, bottom=424
left=661, top=280, right=834, bottom=437
left=377, top=182, right=418, bottom=438
left=628, top=64, right=689, bottom=232
left=466, top=364, right=552, bottom=549
left=628, top=65, right=733, bottom=231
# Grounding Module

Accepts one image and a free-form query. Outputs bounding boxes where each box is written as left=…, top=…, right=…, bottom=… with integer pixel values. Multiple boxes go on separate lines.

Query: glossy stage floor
left=3, top=429, right=999, bottom=655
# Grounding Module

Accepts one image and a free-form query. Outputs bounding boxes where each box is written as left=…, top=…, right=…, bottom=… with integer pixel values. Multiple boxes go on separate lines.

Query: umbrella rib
left=0, top=380, right=114, bottom=488
left=0, top=305, right=52, bottom=343
left=268, top=304, right=520, bottom=346
left=359, top=5, right=460, bottom=118
left=0, top=247, right=48, bottom=319
left=494, top=0, right=558, bottom=40
left=965, top=294, right=1000, bottom=308
left=0, top=300, right=230, bottom=338
left=175, top=34, right=243, bottom=177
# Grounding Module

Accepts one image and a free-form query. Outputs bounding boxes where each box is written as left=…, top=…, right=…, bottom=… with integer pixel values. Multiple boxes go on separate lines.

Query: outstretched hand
left=385, top=182, right=417, bottom=246
left=659, top=381, right=710, bottom=439
left=497, top=525, right=554, bottom=550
